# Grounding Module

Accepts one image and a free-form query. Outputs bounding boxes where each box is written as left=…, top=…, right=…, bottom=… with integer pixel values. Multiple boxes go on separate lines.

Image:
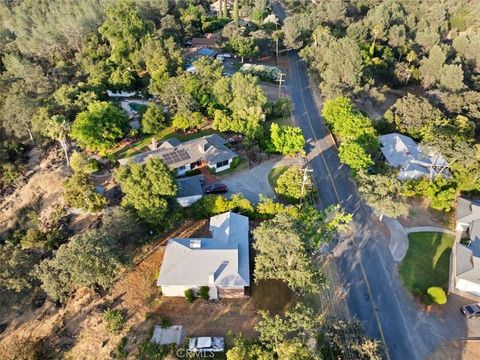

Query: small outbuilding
left=176, top=175, right=204, bottom=207
left=151, top=325, right=185, bottom=346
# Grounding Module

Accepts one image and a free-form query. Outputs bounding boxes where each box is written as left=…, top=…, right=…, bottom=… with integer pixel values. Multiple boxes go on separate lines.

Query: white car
left=188, top=336, right=224, bottom=353
left=217, top=53, right=232, bottom=58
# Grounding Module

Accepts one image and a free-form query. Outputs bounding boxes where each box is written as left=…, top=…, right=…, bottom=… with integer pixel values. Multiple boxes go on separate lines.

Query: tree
left=419, top=45, right=446, bottom=89
left=69, top=152, right=99, bottom=174
left=439, top=64, right=464, bottom=92
left=256, top=303, right=317, bottom=348
left=0, top=244, right=40, bottom=293
left=275, top=167, right=313, bottom=202
left=228, top=37, right=260, bottom=62
left=99, top=0, right=154, bottom=66
left=44, top=115, right=71, bottom=165
left=357, top=172, right=408, bottom=218
left=233, top=0, right=239, bottom=25
left=384, top=94, right=444, bottom=138
left=141, top=103, right=168, bottom=134
left=253, top=214, right=320, bottom=293
left=212, top=73, right=268, bottom=137
left=338, top=141, right=374, bottom=173
left=269, top=124, right=305, bottom=156
left=71, top=101, right=129, bottom=151
left=319, top=319, right=382, bottom=360
left=171, top=111, right=204, bottom=132
left=35, top=227, right=123, bottom=302
left=115, top=158, right=178, bottom=228
left=63, top=172, right=108, bottom=212
left=322, top=97, right=378, bottom=150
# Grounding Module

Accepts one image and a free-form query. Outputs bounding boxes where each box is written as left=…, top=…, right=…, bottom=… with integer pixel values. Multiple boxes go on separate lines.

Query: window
left=216, top=159, right=229, bottom=168
left=178, top=165, right=186, bottom=171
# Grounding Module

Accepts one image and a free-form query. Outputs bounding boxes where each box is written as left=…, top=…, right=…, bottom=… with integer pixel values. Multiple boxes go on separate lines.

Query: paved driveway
left=220, top=156, right=303, bottom=203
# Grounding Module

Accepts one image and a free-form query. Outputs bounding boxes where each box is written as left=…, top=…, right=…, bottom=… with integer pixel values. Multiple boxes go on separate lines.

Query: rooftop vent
left=189, top=239, right=202, bottom=249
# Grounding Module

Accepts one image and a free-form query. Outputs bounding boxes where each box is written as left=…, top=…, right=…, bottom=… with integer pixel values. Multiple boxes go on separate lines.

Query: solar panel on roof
left=161, top=149, right=190, bottom=165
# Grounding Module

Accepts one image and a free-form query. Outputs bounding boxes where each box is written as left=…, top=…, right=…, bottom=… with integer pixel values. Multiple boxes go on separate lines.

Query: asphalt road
left=272, top=3, right=473, bottom=360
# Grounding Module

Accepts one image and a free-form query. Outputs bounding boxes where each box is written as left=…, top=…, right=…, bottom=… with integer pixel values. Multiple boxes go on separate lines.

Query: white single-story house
left=379, top=133, right=449, bottom=180
left=118, top=134, right=237, bottom=176
left=157, top=212, right=250, bottom=300
left=176, top=175, right=203, bottom=207
left=452, top=197, right=480, bottom=298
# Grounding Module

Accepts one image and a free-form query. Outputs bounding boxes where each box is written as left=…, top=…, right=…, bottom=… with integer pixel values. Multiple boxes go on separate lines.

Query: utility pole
left=300, top=165, right=314, bottom=207
left=278, top=72, right=285, bottom=97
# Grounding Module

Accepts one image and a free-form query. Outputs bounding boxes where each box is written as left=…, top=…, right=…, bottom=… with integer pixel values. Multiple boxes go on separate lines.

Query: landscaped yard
left=399, top=232, right=454, bottom=295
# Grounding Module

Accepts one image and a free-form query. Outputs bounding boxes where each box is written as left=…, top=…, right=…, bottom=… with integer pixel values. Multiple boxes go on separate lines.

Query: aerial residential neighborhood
left=1, top=0, right=480, bottom=359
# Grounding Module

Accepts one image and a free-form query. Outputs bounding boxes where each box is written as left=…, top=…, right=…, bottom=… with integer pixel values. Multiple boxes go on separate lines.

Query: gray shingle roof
left=177, top=175, right=203, bottom=198
left=157, top=212, right=250, bottom=287
left=118, top=134, right=236, bottom=168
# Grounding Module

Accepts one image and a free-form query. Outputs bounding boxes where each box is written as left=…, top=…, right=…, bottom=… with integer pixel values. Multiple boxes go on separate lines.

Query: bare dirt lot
left=399, top=197, right=453, bottom=229
left=0, top=219, right=294, bottom=359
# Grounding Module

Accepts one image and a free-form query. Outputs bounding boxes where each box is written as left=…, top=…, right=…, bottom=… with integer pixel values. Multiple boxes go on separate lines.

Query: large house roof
left=118, top=134, right=237, bottom=168
left=157, top=212, right=250, bottom=287
left=379, top=133, right=448, bottom=180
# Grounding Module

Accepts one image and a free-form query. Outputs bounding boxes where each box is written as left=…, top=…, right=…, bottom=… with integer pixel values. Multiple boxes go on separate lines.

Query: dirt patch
left=399, top=197, right=453, bottom=229
left=0, top=162, right=69, bottom=234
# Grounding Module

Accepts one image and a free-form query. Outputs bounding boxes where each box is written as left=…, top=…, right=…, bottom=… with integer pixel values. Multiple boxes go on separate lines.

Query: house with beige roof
left=157, top=212, right=250, bottom=299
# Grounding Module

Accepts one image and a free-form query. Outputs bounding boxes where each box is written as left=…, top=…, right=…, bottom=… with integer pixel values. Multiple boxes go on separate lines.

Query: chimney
left=209, top=273, right=215, bottom=285
left=150, top=137, right=157, bottom=150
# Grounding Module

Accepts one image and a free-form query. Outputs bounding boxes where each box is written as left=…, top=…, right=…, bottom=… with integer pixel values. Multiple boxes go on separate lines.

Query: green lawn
left=399, top=232, right=454, bottom=295
left=268, top=166, right=289, bottom=190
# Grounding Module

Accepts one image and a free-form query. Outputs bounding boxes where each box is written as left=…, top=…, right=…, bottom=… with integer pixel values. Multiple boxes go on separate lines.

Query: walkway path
left=384, top=217, right=456, bottom=262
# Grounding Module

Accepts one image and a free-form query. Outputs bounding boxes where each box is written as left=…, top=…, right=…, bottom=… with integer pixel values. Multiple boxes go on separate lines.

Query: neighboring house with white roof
left=157, top=212, right=250, bottom=299
left=452, top=197, right=480, bottom=298
left=118, top=134, right=237, bottom=176
left=176, top=175, right=203, bottom=207
left=379, top=133, right=448, bottom=180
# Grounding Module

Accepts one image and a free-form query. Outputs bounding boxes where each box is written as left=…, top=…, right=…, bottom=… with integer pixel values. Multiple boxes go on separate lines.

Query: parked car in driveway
left=461, top=303, right=480, bottom=318
left=205, top=183, right=228, bottom=194
left=188, top=337, right=224, bottom=353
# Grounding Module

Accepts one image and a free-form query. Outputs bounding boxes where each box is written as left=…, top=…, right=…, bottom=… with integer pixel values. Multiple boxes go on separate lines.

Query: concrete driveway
left=220, top=156, right=303, bottom=203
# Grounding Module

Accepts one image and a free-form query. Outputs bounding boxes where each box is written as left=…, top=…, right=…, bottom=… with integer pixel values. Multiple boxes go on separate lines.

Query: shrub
left=427, top=286, right=447, bottom=305
left=138, top=342, right=175, bottom=359
left=159, top=314, right=172, bottom=328
left=184, top=288, right=196, bottom=303
left=198, top=286, right=210, bottom=300
left=103, top=308, right=125, bottom=332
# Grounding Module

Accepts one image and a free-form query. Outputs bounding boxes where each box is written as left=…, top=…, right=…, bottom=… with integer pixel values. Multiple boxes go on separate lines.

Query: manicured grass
left=399, top=232, right=454, bottom=295
left=267, top=166, right=289, bottom=190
